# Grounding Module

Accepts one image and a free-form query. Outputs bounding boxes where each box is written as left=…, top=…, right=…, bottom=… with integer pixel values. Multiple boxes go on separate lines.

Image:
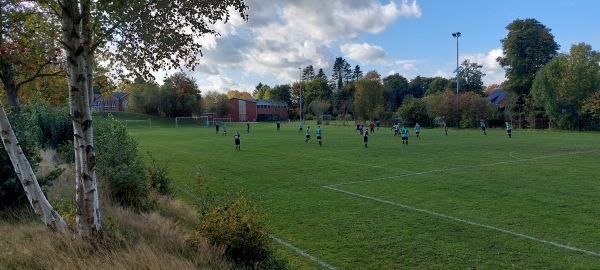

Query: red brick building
left=227, top=98, right=288, bottom=122
left=93, top=92, right=130, bottom=112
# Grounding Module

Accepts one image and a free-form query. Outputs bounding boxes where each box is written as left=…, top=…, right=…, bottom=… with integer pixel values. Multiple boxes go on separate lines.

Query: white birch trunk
left=0, top=101, right=69, bottom=232
left=61, top=0, right=102, bottom=239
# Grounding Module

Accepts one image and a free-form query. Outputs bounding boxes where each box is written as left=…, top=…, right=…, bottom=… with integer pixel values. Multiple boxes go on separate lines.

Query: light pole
left=298, top=67, right=302, bottom=123
left=452, top=32, right=461, bottom=96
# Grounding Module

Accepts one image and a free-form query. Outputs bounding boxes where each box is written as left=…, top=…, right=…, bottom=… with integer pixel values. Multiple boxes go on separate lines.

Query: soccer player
left=393, top=123, right=400, bottom=136
left=505, top=121, right=512, bottom=138
left=480, top=120, right=487, bottom=135
left=401, top=125, right=409, bottom=146
left=305, top=126, right=311, bottom=143
left=246, top=121, right=250, bottom=133
left=376, top=120, right=380, bottom=131
left=415, top=123, right=421, bottom=139
left=234, top=131, right=241, bottom=151
left=369, top=121, right=375, bottom=133
left=205, top=120, right=210, bottom=128
left=444, top=123, right=448, bottom=135
left=276, top=121, right=280, bottom=131
left=215, top=122, right=219, bottom=134
left=299, top=123, right=303, bottom=133
left=222, top=124, right=227, bottom=136
left=316, top=125, right=322, bottom=146
left=356, top=123, right=361, bottom=133
left=359, top=124, right=364, bottom=135
left=363, top=130, right=369, bottom=148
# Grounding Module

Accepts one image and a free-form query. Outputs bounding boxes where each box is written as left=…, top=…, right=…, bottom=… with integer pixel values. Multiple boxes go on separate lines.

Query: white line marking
left=324, top=186, right=600, bottom=258
left=270, top=235, right=337, bottom=270
left=509, top=151, right=523, bottom=160
left=327, top=150, right=596, bottom=187
left=175, top=185, right=337, bottom=269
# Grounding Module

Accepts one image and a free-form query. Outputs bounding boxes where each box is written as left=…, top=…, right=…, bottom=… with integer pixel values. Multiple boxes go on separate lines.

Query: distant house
left=227, top=98, right=288, bottom=122
left=93, top=92, right=130, bottom=112
left=487, top=89, right=508, bottom=107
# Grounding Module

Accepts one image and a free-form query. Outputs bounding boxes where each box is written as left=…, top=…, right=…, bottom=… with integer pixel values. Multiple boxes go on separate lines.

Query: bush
left=94, top=114, right=152, bottom=210
left=146, top=152, right=172, bottom=195
left=195, top=185, right=285, bottom=269
left=24, top=100, right=72, bottom=149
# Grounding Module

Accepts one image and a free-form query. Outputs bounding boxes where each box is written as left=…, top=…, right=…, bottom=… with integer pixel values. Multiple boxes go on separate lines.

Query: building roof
left=231, top=98, right=287, bottom=107
left=487, top=89, right=508, bottom=106
left=93, top=92, right=130, bottom=100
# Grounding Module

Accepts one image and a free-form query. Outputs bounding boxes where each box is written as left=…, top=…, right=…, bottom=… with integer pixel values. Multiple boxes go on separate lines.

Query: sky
left=152, top=0, right=600, bottom=94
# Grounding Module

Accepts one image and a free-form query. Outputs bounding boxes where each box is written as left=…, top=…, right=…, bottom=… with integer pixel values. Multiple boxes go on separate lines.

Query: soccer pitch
left=127, top=121, right=600, bottom=269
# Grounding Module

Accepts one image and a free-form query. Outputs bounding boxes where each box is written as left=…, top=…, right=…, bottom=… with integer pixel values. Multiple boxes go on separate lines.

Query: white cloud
left=462, top=48, right=506, bottom=86
left=181, top=0, right=422, bottom=88
left=341, top=43, right=388, bottom=65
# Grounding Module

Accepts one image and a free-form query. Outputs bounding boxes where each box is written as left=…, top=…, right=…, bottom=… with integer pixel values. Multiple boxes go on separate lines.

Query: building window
left=110, top=100, right=116, bottom=110
left=93, top=101, right=99, bottom=109
left=103, top=101, right=109, bottom=110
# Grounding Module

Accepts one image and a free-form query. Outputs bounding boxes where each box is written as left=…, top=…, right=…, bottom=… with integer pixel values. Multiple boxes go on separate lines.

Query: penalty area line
left=174, top=185, right=337, bottom=270
left=324, top=185, right=600, bottom=258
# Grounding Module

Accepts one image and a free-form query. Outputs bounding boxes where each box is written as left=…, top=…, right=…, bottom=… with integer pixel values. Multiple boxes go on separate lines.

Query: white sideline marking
left=323, top=150, right=600, bottom=258
left=327, top=150, right=596, bottom=187
left=270, top=236, right=337, bottom=270
left=175, top=185, right=337, bottom=269
left=324, top=186, right=600, bottom=257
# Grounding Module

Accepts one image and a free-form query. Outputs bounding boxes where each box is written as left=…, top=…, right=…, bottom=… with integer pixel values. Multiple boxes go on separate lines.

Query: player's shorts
left=306, top=135, right=311, bottom=138
left=363, top=137, right=368, bottom=142
left=299, top=128, right=303, bottom=131
left=481, top=127, right=486, bottom=131
left=402, top=136, right=408, bottom=141
left=416, top=131, right=420, bottom=135
left=317, top=135, right=322, bottom=140
left=235, top=139, right=240, bottom=145
left=507, top=130, right=512, bottom=134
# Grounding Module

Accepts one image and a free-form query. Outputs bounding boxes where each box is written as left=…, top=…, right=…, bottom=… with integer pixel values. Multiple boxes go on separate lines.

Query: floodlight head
left=452, top=32, right=461, bottom=38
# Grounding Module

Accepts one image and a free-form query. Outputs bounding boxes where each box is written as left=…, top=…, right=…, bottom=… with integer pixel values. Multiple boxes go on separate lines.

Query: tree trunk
left=0, top=100, right=69, bottom=232
left=61, top=0, right=102, bottom=239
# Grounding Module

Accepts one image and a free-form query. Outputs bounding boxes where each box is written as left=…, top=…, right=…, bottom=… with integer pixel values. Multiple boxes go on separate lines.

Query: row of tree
left=247, top=19, right=600, bottom=130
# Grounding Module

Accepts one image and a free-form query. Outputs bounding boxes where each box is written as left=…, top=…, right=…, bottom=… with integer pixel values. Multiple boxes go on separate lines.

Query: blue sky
left=153, top=0, right=600, bottom=94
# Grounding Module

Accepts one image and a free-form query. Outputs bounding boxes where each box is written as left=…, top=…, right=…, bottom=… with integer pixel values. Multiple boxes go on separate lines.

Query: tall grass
left=0, top=151, right=231, bottom=270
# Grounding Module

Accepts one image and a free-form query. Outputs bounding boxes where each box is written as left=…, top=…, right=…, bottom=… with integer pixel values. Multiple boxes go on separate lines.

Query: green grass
left=124, top=119, right=600, bottom=269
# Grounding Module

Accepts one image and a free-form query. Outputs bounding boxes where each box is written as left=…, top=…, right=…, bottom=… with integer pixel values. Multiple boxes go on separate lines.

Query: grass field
left=122, top=115, right=600, bottom=269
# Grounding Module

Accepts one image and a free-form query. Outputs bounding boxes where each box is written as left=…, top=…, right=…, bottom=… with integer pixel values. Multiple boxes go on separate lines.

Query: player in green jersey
left=401, top=125, right=409, bottom=146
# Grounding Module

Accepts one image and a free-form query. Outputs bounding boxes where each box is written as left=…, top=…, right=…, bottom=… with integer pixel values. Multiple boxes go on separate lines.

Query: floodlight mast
left=299, top=66, right=303, bottom=123
left=452, top=32, right=461, bottom=96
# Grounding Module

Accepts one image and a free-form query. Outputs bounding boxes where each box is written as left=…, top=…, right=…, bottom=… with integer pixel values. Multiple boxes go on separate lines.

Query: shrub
left=94, top=114, right=152, bottom=210
left=195, top=187, right=285, bottom=269
left=146, top=152, right=172, bottom=195
left=24, top=100, right=72, bottom=149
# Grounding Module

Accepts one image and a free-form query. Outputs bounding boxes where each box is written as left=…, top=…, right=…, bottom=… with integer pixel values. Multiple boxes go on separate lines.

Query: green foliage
left=457, top=59, right=485, bottom=94
left=23, top=100, right=72, bottom=148
left=146, top=152, right=172, bottom=195
left=127, top=81, right=161, bottom=115
left=94, top=114, right=151, bottom=210
left=354, top=71, right=384, bottom=121
left=203, top=91, right=229, bottom=116
left=498, top=18, right=560, bottom=98
left=195, top=187, right=284, bottom=269
left=397, top=96, right=429, bottom=126
left=532, top=43, right=600, bottom=130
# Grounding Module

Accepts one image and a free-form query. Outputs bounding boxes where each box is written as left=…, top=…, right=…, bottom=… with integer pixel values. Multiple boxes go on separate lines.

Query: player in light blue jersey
left=401, top=125, right=409, bottom=146
left=316, top=125, right=322, bottom=146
